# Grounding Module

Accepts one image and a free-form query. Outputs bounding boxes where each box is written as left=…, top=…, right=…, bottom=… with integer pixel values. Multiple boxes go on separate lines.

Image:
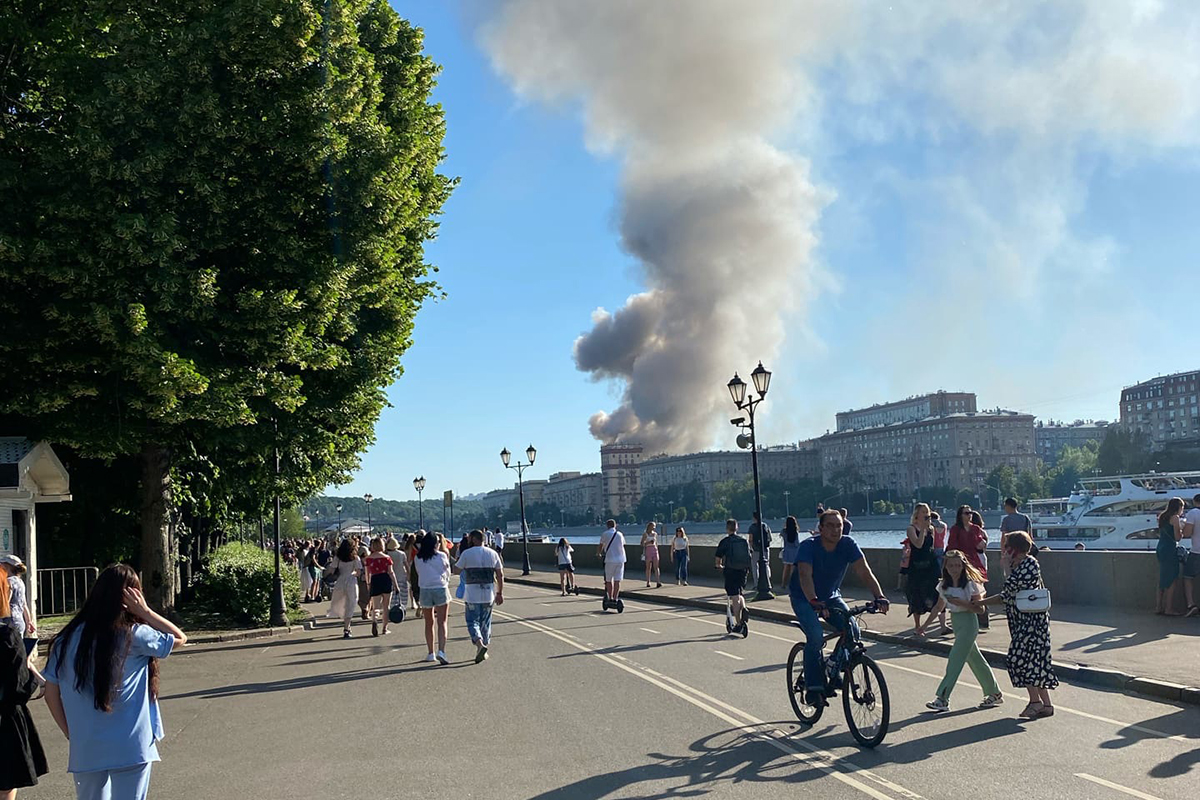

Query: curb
left=507, top=574, right=1200, bottom=707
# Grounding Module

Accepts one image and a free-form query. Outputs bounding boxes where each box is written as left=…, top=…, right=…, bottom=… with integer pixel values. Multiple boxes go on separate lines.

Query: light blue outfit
left=44, top=623, right=175, bottom=799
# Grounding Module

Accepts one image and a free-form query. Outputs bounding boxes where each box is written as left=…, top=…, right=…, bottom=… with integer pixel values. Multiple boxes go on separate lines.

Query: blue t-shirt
left=44, top=623, right=175, bottom=773
left=788, top=535, right=865, bottom=602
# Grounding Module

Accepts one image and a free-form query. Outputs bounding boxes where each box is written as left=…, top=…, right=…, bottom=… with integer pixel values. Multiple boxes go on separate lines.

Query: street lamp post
left=269, top=437, right=287, bottom=627
left=364, top=493, right=373, bottom=536
left=413, top=476, right=426, bottom=530
left=727, top=362, right=774, bottom=602
left=560, top=509, right=565, bottom=528
left=335, top=503, right=343, bottom=539
left=783, top=490, right=790, bottom=519
left=501, top=444, right=537, bottom=576
left=668, top=500, right=675, bottom=523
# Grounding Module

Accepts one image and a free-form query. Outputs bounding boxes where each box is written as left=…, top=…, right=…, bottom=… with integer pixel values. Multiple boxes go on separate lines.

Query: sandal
left=1187, top=606, right=1200, bottom=618
left=1018, top=702, right=1044, bottom=719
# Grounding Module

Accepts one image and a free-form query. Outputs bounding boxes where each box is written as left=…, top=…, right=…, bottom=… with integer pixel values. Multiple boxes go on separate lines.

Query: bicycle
left=785, top=601, right=889, bottom=748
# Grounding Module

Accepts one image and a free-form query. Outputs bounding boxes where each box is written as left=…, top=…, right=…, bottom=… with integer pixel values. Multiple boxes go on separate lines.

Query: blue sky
left=333, top=1, right=1200, bottom=502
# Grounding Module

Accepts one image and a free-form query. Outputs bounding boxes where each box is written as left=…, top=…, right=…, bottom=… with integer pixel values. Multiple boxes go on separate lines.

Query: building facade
left=1120, top=370, right=1200, bottom=449
left=640, top=445, right=823, bottom=505
left=836, top=391, right=976, bottom=433
left=818, top=411, right=1037, bottom=493
left=600, top=443, right=644, bottom=517
left=640, top=450, right=752, bottom=506
left=480, top=488, right=516, bottom=513
left=1034, top=421, right=1111, bottom=466
left=543, top=471, right=604, bottom=520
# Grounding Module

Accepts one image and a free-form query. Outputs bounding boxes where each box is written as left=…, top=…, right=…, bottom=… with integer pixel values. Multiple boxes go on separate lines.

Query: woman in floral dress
left=979, top=530, right=1057, bottom=719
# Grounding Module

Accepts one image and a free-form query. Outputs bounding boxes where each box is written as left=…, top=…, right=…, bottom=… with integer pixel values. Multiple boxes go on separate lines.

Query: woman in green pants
left=920, top=550, right=1004, bottom=712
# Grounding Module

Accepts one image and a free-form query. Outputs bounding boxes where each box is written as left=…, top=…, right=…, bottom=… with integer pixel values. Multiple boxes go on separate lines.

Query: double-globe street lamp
left=335, top=503, right=343, bottom=538
left=727, top=362, right=774, bottom=602
left=413, top=476, right=426, bottom=530
left=364, top=493, right=374, bottom=536
left=501, top=444, right=537, bottom=576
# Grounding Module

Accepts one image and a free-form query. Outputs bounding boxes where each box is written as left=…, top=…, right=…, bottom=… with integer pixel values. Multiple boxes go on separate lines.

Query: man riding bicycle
left=789, top=509, right=890, bottom=706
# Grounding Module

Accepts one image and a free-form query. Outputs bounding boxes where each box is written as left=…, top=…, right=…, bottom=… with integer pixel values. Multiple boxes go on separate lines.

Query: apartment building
left=1120, top=370, right=1200, bottom=449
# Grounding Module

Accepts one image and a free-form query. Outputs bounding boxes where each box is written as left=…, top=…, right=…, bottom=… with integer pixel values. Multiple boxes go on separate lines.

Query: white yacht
left=1025, top=471, right=1200, bottom=550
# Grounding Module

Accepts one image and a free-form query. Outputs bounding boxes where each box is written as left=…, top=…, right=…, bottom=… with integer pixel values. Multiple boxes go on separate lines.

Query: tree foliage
left=0, top=0, right=452, bottom=607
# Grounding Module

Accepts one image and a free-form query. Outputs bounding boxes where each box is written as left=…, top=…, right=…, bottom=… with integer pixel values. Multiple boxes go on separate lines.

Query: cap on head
left=0, top=554, right=24, bottom=568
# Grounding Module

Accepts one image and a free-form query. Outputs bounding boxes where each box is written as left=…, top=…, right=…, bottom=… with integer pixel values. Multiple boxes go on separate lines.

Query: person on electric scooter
left=597, top=519, right=626, bottom=610
left=789, top=509, right=890, bottom=707
left=714, top=518, right=751, bottom=636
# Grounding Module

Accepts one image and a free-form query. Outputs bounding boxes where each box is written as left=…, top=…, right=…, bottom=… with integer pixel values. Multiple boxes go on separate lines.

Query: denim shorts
left=1184, top=552, right=1200, bottom=579
left=419, top=586, right=450, bottom=607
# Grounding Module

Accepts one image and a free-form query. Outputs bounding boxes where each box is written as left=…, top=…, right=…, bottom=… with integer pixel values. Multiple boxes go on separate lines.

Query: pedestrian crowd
left=3, top=497, right=1195, bottom=798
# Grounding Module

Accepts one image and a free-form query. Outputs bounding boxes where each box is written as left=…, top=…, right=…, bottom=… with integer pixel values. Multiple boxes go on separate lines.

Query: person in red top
left=947, top=505, right=989, bottom=629
left=363, top=538, right=395, bottom=637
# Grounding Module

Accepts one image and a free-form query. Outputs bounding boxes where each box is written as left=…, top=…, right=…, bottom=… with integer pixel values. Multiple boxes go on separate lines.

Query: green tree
left=1014, top=468, right=1046, bottom=502
left=0, top=1, right=452, bottom=609
left=985, top=465, right=1016, bottom=507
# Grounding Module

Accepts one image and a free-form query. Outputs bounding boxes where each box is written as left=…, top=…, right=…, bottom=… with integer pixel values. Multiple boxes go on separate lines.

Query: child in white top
left=921, top=550, right=1003, bottom=712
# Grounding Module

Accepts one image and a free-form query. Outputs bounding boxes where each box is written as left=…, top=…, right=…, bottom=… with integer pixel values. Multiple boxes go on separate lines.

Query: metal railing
left=36, top=567, right=99, bottom=617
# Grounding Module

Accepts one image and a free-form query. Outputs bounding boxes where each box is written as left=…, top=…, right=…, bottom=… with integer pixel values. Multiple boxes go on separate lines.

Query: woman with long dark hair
left=325, top=539, right=362, bottom=638
left=42, top=564, right=186, bottom=799
left=0, top=567, right=48, bottom=797
left=1155, top=497, right=1185, bottom=615
left=415, top=532, right=451, bottom=664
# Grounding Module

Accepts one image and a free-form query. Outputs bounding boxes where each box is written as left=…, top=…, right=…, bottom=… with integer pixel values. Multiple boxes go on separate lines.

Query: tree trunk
left=139, top=444, right=175, bottom=613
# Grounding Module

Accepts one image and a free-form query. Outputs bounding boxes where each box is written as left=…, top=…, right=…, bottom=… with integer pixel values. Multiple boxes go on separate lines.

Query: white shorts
left=604, top=562, right=625, bottom=582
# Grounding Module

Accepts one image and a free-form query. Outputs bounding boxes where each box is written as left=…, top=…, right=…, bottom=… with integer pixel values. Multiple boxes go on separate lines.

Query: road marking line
left=639, top=627, right=661, bottom=634
left=714, top=650, right=745, bottom=661
left=635, top=603, right=1189, bottom=743
left=1074, top=774, right=1163, bottom=800
left=491, top=606, right=920, bottom=800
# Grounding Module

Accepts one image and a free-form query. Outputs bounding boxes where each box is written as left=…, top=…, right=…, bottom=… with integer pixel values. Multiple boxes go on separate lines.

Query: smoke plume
left=483, top=1, right=1200, bottom=447
left=483, top=1, right=828, bottom=453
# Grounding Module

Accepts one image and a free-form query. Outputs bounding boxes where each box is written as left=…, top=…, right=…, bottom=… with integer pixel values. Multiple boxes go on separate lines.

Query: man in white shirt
left=1181, top=493, right=1200, bottom=617
left=493, top=527, right=505, bottom=553
left=453, top=530, right=505, bottom=662
left=597, top=519, right=627, bottom=604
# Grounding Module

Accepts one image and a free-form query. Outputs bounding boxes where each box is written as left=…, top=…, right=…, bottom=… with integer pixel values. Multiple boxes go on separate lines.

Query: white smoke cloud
left=483, top=1, right=830, bottom=452
left=481, top=0, right=1200, bottom=448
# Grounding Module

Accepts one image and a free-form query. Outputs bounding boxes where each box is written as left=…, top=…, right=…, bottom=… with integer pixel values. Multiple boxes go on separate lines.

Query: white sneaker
left=424, top=653, right=437, bottom=663
left=979, top=693, right=1004, bottom=708
left=436, top=650, right=449, bottom=665
left=926, top=697, right=949, bottom=713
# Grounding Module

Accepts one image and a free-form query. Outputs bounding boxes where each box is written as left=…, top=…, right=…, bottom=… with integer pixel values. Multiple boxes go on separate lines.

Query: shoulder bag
left=1014, top=572, right=1051, bottom=613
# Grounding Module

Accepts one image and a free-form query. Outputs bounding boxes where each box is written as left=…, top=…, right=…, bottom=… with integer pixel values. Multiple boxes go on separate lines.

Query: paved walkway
left=22, top=582, right=1200, bottom=800
left=513, top=565, right=1200, bottom=694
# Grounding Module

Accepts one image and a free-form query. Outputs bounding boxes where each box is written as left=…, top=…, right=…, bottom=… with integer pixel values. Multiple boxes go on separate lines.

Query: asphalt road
left=22, top=584, right=1200, bottom=800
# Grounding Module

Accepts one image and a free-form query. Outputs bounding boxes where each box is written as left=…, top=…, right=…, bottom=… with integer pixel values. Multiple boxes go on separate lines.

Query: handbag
left=1015, top=575, right=1051, bottom=613
left=322, top=561, right=341, bottom=589
left=1178, top=545, right=1190, bottom=565
left=388, top=590, right=406, bottom=623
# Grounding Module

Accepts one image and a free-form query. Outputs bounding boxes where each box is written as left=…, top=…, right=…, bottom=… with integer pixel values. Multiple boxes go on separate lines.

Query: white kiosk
left=0, top=438, right=72, bottom=626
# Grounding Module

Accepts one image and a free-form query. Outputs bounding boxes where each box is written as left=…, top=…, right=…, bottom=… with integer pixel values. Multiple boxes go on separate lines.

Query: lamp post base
left=521, top=550, right=531, bottom=576
left=269, top=575, right=287, bottom=627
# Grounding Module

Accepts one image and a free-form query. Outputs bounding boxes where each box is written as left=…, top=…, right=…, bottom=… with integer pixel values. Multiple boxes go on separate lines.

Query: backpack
left=722, top=536, right=752, bottom=571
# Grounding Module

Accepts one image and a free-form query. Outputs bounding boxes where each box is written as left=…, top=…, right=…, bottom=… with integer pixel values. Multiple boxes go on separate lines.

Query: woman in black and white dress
left=980, top=530, right=1057, bottom=719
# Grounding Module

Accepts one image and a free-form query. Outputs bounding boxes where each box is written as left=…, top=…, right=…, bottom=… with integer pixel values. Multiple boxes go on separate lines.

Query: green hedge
left=194, top=542, right=302, bottom=627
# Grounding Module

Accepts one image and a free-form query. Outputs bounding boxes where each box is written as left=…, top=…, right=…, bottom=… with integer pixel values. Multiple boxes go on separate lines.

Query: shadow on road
left=525, top=726, right=833, bottom=799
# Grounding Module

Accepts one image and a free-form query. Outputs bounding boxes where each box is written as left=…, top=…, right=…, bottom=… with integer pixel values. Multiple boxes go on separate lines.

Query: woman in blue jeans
left=672, top=527, right=690, bottom=585
left=43, top=565, right=187, bottom=800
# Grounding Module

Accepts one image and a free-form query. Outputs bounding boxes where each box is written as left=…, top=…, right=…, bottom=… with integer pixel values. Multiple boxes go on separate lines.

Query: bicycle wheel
left=842, top=654, right=889, bottom=748
left=786, top=642, right=823, bottom=725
